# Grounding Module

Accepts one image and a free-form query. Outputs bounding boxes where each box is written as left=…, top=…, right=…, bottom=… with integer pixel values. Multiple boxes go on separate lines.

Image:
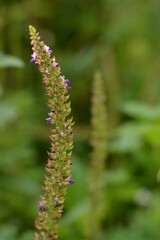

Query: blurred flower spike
left=29, top=25, right=74, bottom=240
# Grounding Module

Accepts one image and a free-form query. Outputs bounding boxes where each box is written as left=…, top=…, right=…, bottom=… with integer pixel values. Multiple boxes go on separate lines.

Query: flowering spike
left=88, top=71, right=107, bottom=239
left=29, top=25, right=74, bottom=240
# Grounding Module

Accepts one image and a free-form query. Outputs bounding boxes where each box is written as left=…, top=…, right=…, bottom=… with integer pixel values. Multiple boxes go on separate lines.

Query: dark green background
left=0, top=0, right=160, bottom=239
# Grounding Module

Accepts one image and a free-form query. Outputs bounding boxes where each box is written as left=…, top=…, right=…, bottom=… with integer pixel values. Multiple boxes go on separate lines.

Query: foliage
left=0, top=0, right=160, bottom=239
left=0, top=53, right=24, bottom=68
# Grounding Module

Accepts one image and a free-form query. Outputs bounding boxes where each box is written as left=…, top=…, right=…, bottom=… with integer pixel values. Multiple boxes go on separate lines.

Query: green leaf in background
left=0, top=52, right=24, bottom=68
left=107, top=194, right=160, bottom=240
left=0, top=102, right=18, bottom=128
left=105, top=169, right=130, bottom=185
left=19, top=231, right=34, bottom=240
left=0, top=225, right=17, bottom=240
left=109, top=122, right=149, bottom=153
left=121, top=101, right=160, bottom=120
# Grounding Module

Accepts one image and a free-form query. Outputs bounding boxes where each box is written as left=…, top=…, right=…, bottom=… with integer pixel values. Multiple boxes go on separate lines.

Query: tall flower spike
left=88, top=71, right=107, bottom=240
left=29, top=25, right=74, bottom=240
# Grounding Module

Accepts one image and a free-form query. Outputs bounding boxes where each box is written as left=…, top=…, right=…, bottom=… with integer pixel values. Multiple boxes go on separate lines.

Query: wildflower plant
left=29, top=25, right=74, bottom=240
left=88, top=71, right=107, bottom=240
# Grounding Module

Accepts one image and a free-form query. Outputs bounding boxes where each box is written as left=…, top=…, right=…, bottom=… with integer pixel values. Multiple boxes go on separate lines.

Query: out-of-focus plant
left=0, top=91, right=40, bottom=240
left=29, top=25, right=74, bottom=240
left=97, top=100, right=160, bottom=240
left=109, top=100, right=160, bottom=152
left=0, top=52, right=24, bottom=68
left=87, top=71, right=107, bottom=240
left=107, top=193, right=160, bottom=240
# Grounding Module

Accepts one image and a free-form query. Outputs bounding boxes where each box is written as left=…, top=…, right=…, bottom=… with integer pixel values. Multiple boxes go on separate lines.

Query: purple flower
left=68, top=177, right=74, bottom=184
left=54, top=62, right=59, bottom=68
left=46, top=117, right=52, bottom=124
left=64, top=79, right=70, bottom=84
left=44, top=45, right=53, bottom=54
left=30, top=52, right=36, bottom=62
left=54, top=197, right=58, bottom=206
left=39, top=201, right=45, bottom=211
left=52, top=57, right=59, bottom=68
left=66, top=85, right=71, bottom=90
left=60, top=75, right=71, bottom=90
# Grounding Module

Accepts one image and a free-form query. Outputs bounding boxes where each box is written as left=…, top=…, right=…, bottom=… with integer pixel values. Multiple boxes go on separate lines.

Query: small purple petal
left=47, top=49, right=53, bottom=54
left=68, top=177, right=74, bottom=184
left=51, top=57, right=59, bottom=68
left=46, top=117, right=52, bottom=124
left=66, top=85, right=71, bottom=90
left=39, top=201, right=45, bottom=211
left=30, top=52, right=36, bottom=62
left=54, top=197, right=59, bottom=206
left=60, top=75, right=71, bottom=90
left=54, top=62, right=59, bottom=68
left=44, top=45, right=53, bottom=54
left=64, top=79, right=70, bottom=84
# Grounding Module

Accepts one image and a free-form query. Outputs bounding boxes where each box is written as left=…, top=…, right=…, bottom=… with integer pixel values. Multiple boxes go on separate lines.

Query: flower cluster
left=29, top=25, right=74, bottom=240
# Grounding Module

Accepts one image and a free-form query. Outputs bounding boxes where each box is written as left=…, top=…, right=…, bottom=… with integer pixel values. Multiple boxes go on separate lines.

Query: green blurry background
left=0, top=0, right=160, bottom=239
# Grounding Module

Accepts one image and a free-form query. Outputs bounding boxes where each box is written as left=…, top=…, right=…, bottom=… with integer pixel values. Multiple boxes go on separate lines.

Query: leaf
left=104, top=169, right=130, bottom=185
left=0, top=102, right=18, bottom=128
left=121, top=101, right=160, bottom=120
left=61, top=200, right=89, bottom=226
left=0, top=225, right=17, bottom=240
left=19, top=231, right=34, bottom=240
left=0, top=52, right=24, bottom=68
